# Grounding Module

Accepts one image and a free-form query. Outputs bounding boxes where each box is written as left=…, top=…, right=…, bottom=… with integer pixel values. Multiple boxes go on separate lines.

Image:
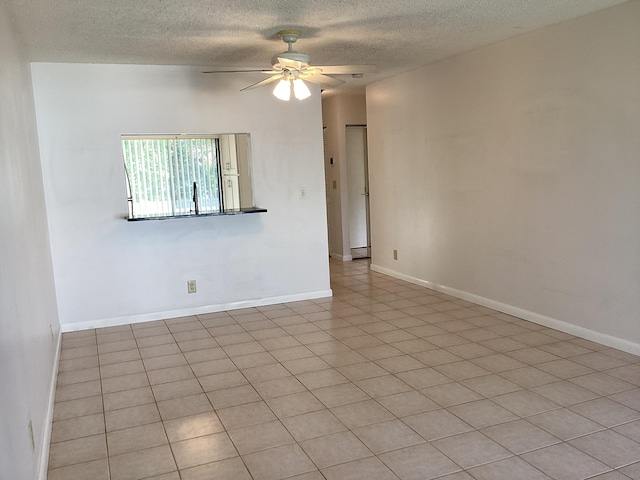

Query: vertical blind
left=122, top=136, right=221, bottom=219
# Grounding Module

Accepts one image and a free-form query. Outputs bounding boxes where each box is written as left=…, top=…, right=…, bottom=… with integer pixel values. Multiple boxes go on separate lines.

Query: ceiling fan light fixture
left=273, top=79, right=291, bottom=101
left=203, top=29, right=376, bottom=98
left=293, top=78, right=311, bottom=100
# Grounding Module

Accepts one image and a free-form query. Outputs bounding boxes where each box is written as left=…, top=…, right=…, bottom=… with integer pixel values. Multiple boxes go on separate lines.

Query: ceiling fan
left=202, top=30, right=377, bottom=101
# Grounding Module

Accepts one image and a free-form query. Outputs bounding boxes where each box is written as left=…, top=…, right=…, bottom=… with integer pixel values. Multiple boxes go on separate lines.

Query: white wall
left=0, top=5, right=61, bottom=480
left=31, top=63, right=331, bottom=330
left=322, top=94, right=367, bottom=260
left=367, top=2, right=640, bottom=351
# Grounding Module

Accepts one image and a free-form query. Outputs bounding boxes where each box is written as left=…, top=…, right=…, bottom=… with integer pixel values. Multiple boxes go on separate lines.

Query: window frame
left=121, top=134, right=265, bottom=221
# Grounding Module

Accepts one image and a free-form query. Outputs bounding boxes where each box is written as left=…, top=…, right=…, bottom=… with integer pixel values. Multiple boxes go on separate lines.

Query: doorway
left=346, top=125, right=371, bottom=259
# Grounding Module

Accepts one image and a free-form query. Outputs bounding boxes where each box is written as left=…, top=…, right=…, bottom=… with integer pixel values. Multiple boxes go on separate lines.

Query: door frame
left=346, top=124, right=371, bottom=258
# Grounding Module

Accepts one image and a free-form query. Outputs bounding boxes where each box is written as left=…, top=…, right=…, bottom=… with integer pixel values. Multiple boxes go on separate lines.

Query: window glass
left=122, top=134, right=255, bottom=219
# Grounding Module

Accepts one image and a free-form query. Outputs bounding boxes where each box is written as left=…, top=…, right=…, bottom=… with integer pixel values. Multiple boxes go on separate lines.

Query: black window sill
left=127, top=207, right=267, bottom=221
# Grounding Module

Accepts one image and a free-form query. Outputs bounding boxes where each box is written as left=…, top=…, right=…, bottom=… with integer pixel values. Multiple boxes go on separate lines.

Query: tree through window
left=122, top=135, right=223, bottom=219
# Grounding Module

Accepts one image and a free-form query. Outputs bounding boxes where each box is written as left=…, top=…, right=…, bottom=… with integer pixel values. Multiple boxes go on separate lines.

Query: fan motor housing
left=272, top=51, right=310, bottom=68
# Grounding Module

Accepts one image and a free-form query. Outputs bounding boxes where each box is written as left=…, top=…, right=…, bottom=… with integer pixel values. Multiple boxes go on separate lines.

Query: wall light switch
left=332, top=180, right=337, bottom=189
left=299, top=186, right=308, bottom=199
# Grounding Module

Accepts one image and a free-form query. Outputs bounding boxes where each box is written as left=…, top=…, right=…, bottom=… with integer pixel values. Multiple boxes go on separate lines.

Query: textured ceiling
left=4, top=0, right=629, bottom=92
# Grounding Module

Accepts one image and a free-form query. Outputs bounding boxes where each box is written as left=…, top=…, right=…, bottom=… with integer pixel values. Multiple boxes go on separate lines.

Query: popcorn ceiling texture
left=4, top=0, right=628, bottom=89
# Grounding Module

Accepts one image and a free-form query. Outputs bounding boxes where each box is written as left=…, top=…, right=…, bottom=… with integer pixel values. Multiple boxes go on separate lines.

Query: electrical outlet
left=299, top=186, right=308, bottom=199
left=50, top=324, right=54, bottom=342
left=393, top=249, right=398, bottom=260
left=187, top=280, right=197, bottom=294
left=28, top=420, right=35, bottom=451
left=332, top=180, right=337, bottom=189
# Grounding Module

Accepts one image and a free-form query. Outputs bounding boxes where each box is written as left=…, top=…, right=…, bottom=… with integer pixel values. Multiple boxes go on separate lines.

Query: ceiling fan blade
left=202, top=68, right=277, bottom=74
left=312, top=65, right=378, bottom=75
left=303, top=73, right=345, bottom=88
left=240, top=74, right=283, bottom=91
left=276, top=57, right=304, bottom=71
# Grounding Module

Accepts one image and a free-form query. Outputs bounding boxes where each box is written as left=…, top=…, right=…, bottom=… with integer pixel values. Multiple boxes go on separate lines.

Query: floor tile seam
left=564, top=396, right=640, bottom=426
left=441, top=401, right=519, bottom=433
left=486, top=432, right=564, bottom=457
left=374, top=438, right=466, bottom=479
left=277, top=412, right=348, bottom=443
left=364, top=415, right=450, bottom=450
left=50, top=413, right=107, bottom=450
left=166, top=432, right=241, bottom=472
left=465, top=356, right=530, bottom=372
left=48, top=348, right=109, bottom=472
left=95, top=334, right=138, bottom=347
left=429, top=429, right=515, bottom=470
left=59, top=347, right=100, bottom=362
left=162, top=349, right=231, bottom=401
left=62, top=329, right=98, bottom=340
left=95, top=337, right=110, bottom=480
left=612, top=423, right=640, bottom=445
left=171, top=322, right=220, bottom=347
left=416, top=392, right=488, bottom=410
left=105, top=424, right=171, bottom=458
left=295, top=433, right=377, bottom=473
left=332, top=395, right=401, bottom=425
left=130, top=341, right=188, bottom=476
left=593, top=413, right=640, bottom=430
left=250, top=365, right=380, bottom=423
left=566, top=434, right=640, bottom=468
left=463, top=453, right=557, bottom=479
left=530, top=420, right=609, bottom=442
left=160, top=414, right=233, bottom=451
left=613, top=459, right=640, bottom=473
left=566, top=377, right=638, bottom=397
left=49, top=412, right=108, bottom=445
left=450, top=450, right=517, bottom=472
left=151, top=376, right=236, bottom=476
left=103, top=403, right=163, bottom=431
left=521, top=441, right=623, bottom=477
left=61, top=338, right=99, bottom=349
left=108, top=442, right=179, bottom=478
left=314, top=454, right=406, bottom=479
left=46, top=457, right=111, bottom=476
left=56, top=365, right=102, bottom=387
left=214, top=368, right=300, bottom=428
left=491, top=398, right=565, bottom=420
left=224, top=414, right=298, bottom=440
left=133, top=329, right=178, bottom=354
left=143, top=353, right=191, bottom=373
left=57, top=356, right=100, bottom=373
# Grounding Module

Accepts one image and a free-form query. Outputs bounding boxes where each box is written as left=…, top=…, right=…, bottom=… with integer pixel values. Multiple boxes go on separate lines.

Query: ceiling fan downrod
left=277, top=29, right=302, bottom=50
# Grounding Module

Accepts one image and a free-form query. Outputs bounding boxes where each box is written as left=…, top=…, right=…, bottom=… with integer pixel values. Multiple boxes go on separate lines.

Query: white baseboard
left=371, top=263, right=640, bottom=356
left=60, top=289, right=333, bottom=332
left=330, top=252, right=353, bottom=262
left=37, top=328, right=62, bottom=480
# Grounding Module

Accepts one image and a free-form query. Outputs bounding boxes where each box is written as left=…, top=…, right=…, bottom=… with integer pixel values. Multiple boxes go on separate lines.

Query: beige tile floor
left=48, top=259, right=640, bottom=479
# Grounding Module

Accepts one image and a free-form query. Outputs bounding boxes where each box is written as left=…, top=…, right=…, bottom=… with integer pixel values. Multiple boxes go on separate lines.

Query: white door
left=346, top=126, right=370, bottom=252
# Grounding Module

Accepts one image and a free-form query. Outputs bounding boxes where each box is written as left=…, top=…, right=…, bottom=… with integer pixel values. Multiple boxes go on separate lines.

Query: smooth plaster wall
left=0, top=5, right=61, bottom=479
left=31, top=63, right=330, bottom=329
left=322, top=94, right=367, bottom=260
left=367, top=2, right=640, bottom=349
